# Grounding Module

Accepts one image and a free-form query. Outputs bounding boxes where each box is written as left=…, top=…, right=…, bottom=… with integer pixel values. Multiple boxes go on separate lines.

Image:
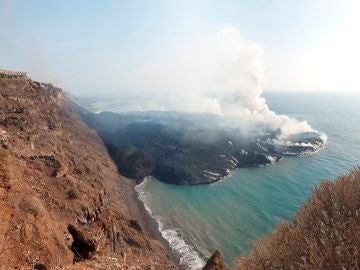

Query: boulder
left=203, top=250, right=226, bottom=270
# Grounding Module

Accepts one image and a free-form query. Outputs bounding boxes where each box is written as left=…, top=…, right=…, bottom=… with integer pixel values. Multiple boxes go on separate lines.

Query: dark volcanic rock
left=72, top=105, right=325, bottom=185
left=107, top=144, right=155, bottom=180
left=68, top=224, right=97, bottom=261
left=203, top=250, right=226, bottom=270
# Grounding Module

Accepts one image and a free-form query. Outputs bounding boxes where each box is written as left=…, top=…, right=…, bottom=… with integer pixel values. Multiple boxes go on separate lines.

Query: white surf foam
left=135, top=178, right=205, bottom=270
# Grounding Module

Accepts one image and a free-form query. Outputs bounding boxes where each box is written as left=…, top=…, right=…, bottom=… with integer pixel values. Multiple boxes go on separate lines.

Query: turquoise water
left=135, top=92, right=360, bottom=269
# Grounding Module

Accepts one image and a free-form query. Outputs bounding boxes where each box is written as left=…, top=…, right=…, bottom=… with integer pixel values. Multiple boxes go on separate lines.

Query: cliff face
left=0, top=77, right=176, bottom=269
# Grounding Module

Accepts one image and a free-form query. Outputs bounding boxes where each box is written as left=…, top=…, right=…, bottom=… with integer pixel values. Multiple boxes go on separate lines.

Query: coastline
left=121, top=177, right=181, bottom=267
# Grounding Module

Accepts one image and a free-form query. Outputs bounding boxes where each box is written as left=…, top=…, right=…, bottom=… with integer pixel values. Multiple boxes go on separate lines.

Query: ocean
left=132, top=92, right=360, bottom=269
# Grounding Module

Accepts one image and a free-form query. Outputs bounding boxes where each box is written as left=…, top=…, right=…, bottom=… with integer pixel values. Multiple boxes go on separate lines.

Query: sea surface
left=106, top=92, right=360, bottom=269
left=136, top=92, right=360, bottom=269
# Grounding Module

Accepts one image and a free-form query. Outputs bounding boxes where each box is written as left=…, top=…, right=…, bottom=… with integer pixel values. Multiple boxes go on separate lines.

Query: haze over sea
left=105, top=91, right=360, bottom=269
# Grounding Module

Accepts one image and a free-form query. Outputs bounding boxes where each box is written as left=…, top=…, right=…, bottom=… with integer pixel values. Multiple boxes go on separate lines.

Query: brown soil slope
left=0, top=77, right=176, bottom=269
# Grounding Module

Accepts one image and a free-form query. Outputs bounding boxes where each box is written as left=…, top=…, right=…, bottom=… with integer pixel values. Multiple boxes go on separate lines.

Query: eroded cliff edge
left=0, top=77, right=176, bottom=269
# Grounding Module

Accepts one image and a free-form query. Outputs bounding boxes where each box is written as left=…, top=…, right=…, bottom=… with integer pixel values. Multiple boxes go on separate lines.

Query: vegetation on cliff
left=237, top=168, right=360, bottom=269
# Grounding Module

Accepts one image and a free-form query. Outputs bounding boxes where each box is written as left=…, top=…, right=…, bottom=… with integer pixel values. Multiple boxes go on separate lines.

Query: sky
left=0, top=0, right=359, bottom=96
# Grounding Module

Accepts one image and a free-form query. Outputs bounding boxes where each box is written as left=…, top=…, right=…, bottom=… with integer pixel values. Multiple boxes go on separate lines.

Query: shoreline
left=122, top=177, right=181, bottom=268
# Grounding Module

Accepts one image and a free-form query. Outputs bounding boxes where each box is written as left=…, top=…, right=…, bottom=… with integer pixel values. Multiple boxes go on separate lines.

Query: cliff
left=0, top=77, right=176, bottom=269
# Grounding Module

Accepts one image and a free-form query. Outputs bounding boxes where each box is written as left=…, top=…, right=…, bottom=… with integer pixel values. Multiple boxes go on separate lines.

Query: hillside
left=237, top=168, right=360, bottom=269
left=0, top=76, right=177, bottom=269
left=3, top=74, right=355, bottom=270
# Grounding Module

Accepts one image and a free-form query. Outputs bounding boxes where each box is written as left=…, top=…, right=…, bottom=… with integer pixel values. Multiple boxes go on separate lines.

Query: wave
left=135, top=178, right=205, bottom=270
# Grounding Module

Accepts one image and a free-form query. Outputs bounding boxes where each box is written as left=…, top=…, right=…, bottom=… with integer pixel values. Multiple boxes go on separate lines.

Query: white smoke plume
left=114, top=26, right=317, bottom=141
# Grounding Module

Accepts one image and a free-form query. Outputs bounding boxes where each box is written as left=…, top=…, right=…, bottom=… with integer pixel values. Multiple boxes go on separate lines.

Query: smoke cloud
left=112, top=26, right=316, bottom=140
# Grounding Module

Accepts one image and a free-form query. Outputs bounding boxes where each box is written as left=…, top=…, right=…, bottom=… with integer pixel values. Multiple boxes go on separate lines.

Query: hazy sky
left=0, top=0, right=359, bottom=95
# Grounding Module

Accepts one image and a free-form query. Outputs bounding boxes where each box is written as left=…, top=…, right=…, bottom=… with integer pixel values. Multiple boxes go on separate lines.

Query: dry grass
left=237, top=168, right=360, bottom=270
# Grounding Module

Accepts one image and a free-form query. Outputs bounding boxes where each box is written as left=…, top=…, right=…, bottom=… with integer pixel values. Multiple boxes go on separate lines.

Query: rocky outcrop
left=203, top=250, right=226, bottom=270
left=0, top=77, right=176, bottom=269
left=67, top=224, right=97, bottom=261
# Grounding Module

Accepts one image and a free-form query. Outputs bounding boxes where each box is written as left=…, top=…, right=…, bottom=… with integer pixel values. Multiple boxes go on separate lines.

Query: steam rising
left=119, top=26, right=320, bottom=142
